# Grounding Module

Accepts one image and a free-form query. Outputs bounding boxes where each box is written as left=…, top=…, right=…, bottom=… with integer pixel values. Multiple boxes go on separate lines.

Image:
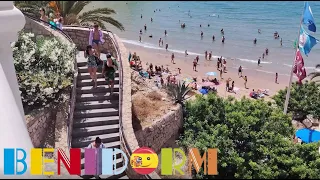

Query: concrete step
left=72, top=124, right=119, bottom=138
left=72, top=133, right=120, bottom=149
left=78, top=72, right=119, bottom=80
left=76, top=84, right=120, bottom=94
left=75, top=100, right=119, bottom=110
left=76, top=93, right=119, bottom=102
left=78, top=66, right=119, bottom=74
left=77, top=79, right=120, bottom=87
left=74, top=108, right=119, bottom=119
left=73, top=116, right=119, bottom=128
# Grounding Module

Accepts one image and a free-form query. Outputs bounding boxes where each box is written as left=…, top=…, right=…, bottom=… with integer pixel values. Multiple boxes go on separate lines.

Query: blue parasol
left=296, top=128, right=320, bottom=143
left=206, top=72, right=217, bottom=76
left=199, top=88, right=208, bottom=95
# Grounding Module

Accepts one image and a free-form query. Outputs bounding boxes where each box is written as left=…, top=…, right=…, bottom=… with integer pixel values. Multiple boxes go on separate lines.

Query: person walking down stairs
left=102, top=54, right=118, bottom=95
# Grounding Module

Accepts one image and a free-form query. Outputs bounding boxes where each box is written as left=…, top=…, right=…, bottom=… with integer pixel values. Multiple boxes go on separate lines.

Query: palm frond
left=78, top=8, right=116, bottom=20
left=80, top=16, right=124, bottom=31
left=68, top=1, right=91, bottom=15
left=309, top=72, right=320, bottom=80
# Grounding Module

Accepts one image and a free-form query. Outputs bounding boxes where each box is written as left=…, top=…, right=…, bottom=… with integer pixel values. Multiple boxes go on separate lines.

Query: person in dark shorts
left=275, top=72, right=278, bottom=83
left=171, top=53, right=175, bottom=64
left=102, top=54, right=118, bottom=95
left=238, top=66, right=243, bottom=77
left=258, top=57, right=261, bottom=66
left=193, top=59, right=197, bottom=71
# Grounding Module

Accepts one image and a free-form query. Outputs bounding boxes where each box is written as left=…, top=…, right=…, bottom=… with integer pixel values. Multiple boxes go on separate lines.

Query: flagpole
left=283, top=2, right=306, bottom=114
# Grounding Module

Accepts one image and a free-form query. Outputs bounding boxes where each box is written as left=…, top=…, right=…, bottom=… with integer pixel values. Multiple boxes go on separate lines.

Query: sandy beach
left=124, top=43, right=296, bottom=100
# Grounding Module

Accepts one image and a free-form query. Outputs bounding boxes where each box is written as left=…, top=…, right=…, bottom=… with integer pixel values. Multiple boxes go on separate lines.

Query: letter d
left=113, top=148, right=128, bottom=175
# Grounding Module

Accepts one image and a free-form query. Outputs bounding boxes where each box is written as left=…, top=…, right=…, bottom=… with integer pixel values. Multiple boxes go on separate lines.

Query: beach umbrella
left=206, top=72, right=217, bottom=76
left=199, top=88, right=208, bottom=95
left=296, top=128, right=320, bottom=143
left=201, top=81, right=215, bottom=87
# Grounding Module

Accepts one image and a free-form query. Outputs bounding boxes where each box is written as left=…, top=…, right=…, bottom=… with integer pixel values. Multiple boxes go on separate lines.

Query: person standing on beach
left=205, top=51, right=208, bottom=60
left=238, top=66, right=243, bottom=77
left=171, top=53, right=175, bottom=64
left=196, top=55, right=199, bottom=63
left=178, top=68, right=181, bottom=74
left=165, top=43, right=168, bottom=50
left=226, top=78, right=230, bottom=91
left=262, top=53, right=265, bottom=59
left=219, top=69, right=223, bottom=79
left=208, top=51, right=212, bottom=61
left=151, top=18, right=153, bottom=22
left=139, top=36, right=141, bottom=42
left=253, top=38, right=257, bottom=44
left=265, top=48, right=269, bottom=55
left=159, top=38, right=162, bottom=46
left=222, top=36, right=225, bottom=43
left=165, top=30, right=167, bottom=36
left=144, top=24, right=147, bottom=31
left=201, top=31, right=203, bottom=38
left=185, top=50, right=188, bottom=57
left=275, top=72, right=278, bottom=83
left=212, top=35, right=215, bottom=41
left=193, top=59, right=197, bottom=71
left=243, top=76, right=248, bottom=88
left=258, top=57, right=261, bottom=66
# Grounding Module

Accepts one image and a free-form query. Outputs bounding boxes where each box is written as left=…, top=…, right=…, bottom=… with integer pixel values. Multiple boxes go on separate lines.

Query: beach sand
left=124, top=43, right=295, bottom=101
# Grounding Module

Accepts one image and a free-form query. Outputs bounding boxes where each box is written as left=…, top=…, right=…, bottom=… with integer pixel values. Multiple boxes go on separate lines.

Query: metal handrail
left=22, top=13, right=78, bottom=150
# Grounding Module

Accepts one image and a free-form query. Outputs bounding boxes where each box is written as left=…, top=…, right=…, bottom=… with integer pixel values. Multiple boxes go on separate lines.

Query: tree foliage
left=178, top=93, right=320, bottom=179
left=272, top=81, right=320, bottom=121
left=14, top=1, right=124, bottom=30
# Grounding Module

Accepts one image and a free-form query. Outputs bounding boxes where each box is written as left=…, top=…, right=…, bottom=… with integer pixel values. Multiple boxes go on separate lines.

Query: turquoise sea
left=85, top=1, right=320, bottom=75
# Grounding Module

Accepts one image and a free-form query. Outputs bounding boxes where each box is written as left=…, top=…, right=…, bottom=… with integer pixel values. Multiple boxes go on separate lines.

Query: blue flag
left=299, top=27, right=318, bottom=56
left=302, top=2, right=316, bottom=32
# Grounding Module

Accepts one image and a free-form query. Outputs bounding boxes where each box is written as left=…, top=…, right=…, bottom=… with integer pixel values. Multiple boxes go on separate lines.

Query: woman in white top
left=54, top=12, right=64, bottom=30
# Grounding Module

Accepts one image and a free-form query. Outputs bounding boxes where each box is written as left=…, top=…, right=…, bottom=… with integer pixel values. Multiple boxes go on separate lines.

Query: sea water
left=85, top=1, right=320, bottom=75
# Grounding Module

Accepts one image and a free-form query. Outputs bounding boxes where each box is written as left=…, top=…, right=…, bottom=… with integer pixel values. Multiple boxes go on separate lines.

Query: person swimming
left=149, top=35, right=153, bottom=38
left=221, top=28, right=224, bottom=34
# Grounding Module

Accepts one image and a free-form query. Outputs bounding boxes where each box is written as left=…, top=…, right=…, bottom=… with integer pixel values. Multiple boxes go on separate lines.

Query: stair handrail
left=21, top=13, right=78, bottom=150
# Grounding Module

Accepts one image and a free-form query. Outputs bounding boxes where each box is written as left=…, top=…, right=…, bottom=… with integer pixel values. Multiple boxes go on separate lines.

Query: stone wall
left=25, top=108, right=55, bottom=147
left=135, top=104, right=183, bottom=153
left=23, top=16, right=54, bottom=37
left=62, top=27, right=117, bottom=58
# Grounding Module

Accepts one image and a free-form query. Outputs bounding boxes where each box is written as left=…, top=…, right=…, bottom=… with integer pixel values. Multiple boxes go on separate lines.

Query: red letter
left=57, top=148, right=81, bottom=175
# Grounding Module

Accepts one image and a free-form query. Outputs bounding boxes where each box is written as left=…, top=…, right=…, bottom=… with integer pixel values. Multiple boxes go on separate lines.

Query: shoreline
left=123, top=42, right=301, bottom=100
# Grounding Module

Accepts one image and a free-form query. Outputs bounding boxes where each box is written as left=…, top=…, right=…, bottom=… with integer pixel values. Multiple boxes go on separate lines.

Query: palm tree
left=14, top=1, right=124, bottom=31
left=14, top=1, right=52, bottom=17
left=309, top=64, right=320, bottom=82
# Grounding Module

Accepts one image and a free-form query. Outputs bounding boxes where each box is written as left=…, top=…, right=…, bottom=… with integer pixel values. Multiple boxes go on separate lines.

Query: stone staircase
left=71, top=54, right=128, bottom=179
